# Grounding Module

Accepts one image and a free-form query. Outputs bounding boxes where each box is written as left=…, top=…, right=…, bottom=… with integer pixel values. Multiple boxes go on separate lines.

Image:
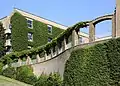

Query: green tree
left=0, top=22, right=5, bottom=58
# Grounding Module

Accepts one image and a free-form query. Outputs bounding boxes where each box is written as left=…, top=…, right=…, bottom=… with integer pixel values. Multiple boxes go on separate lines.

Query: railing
left=5, top=39, right=11, bottom=46
left=3, top=17, right=115, bottom=69
left=3, top=35, right=112, bottom=69
left=66, top=42, right=72, bottom=50
left=5, top=29, right=11, bottom=34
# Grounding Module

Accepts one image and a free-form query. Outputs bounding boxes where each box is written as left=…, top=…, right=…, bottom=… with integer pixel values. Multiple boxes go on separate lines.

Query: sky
left=0, top=0, right=116, bottom=38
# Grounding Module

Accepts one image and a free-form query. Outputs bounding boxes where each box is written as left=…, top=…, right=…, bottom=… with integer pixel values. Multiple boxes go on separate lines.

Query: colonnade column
left=72, top=30, right=79, bottom=46
left=112, top=13, right=116, bottom=38
left=116, top=0, right=120, bottom=37
left=89, top=23, right=95, bottom=42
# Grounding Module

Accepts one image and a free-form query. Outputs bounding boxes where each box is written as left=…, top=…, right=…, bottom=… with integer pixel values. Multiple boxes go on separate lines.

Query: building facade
left=0, top=8, right=89, bottom=54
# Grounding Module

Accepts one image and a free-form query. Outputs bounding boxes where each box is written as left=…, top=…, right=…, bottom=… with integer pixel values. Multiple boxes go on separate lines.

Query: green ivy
left=63, top=38, right=120, bottom=86
left=2, top=20, right=89, bottom=64
left=11, top=12, right=28, bottom=52
left=11, top=12, right=64, bottom=52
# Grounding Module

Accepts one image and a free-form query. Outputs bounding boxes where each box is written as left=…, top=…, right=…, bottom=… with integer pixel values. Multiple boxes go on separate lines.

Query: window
left=48, top=37, right=52, bottom=42
left=9, top=24, right=12, bottom=29
left=48, top=25, right=52, bottom=34
left=28, top=32, right=33, bottom=41
left=27, top=18, right=33, bottom=29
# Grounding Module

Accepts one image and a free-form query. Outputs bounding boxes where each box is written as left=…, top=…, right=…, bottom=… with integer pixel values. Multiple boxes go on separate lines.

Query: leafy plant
left=2, top=67, right=16, bottom=79
left=0, top=22, right=5, bottom=58
left=16, top=65, right=34, bottom=84
left=63, top=38, right=120, bottom=86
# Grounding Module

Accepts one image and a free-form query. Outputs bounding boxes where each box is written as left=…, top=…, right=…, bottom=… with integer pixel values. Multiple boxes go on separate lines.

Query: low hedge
left=63, top=38, right=120, bottom=86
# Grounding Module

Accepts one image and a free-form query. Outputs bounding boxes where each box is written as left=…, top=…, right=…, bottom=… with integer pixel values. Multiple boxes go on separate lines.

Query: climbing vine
left=2, top=21, right=89, bottom=63
left=11, top=12, right=64, bottom=51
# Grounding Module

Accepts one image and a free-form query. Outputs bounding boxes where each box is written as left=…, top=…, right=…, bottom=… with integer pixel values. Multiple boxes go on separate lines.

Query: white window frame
left=28, top=32, right=33, bottom=42
left=47, top=25, right=52, bottom=34
left=26, top=18, right=33, bottom=29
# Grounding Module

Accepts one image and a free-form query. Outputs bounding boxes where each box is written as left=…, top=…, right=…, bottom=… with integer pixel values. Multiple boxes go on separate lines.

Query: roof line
left=0, top=16, right=7, bottom=20
left=14, top=8, right=68, bottom=27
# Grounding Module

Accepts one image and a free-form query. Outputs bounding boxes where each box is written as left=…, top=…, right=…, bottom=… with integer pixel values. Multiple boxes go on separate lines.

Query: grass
left=0, top=75, right=32, bottom=86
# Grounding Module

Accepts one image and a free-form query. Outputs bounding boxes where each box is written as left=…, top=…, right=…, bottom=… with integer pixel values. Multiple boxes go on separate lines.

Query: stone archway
left=89, top=14, right=115, bottom=42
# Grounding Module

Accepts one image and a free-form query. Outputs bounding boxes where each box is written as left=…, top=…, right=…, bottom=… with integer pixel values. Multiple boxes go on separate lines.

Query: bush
left=0, top=62, right=3, bottom=74
left=2, top=67, right=16, bottom=79
left=16, top=65, right=34, bottom=84
left=63, top=38, right=120, bottom=86
left=26, top=75, right=38, bottom=85
left=34, top=73, right=48, bottom=86
left=34, top=73, right=62, bottom=86
left=47, top=73, right=62, bottom=86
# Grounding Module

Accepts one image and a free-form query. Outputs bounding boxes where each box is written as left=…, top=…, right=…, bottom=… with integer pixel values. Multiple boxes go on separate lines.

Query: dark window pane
left=48, top=25, right=52, bottom=34
left=48, top=37, right=52, bottom=42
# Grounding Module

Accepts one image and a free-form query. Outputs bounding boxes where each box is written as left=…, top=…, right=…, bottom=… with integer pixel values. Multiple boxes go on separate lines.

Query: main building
left=0, top=8, right=89, bottom=54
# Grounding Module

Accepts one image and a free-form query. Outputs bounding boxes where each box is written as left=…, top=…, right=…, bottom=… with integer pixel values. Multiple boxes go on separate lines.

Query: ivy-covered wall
left=63, top=38, right=120, bottom=86
left=11, top=12, right=64, bottom=51
left=11, top=12, right=28, bottom=52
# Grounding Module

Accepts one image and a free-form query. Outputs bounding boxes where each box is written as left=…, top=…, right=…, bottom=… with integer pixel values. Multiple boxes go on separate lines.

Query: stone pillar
left=116, top=0, right=120, bottom=37
left=112, top=13, right=116, bottom=37
left=89, top=23, right=95, bottom=42
left=18, top=58, right=22, bottom=66
left=56, top=45, right=59, bottom=55
left=26, top=55, right=32, bottom=65
left=63, top=38, right=67, bottom=50
left=36, top=54, right=41, bottom=63
left=44, top=51, right=47, bottom=60
left=51, top=48, right=53, bottom=58
left=72, top=30, right=79, bottom=46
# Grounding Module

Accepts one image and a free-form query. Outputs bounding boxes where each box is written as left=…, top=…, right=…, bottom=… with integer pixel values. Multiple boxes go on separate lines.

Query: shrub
left=26, top=75, right=38, bottom=85
left=16, top=65, right=34, bottom=84
left=0, top=22, right=5, bottom=58
left=34, top=72, right=62, bottom=86
left=2, top=67, right=16, bottom=79
left=47, top=73, right=62, bottom=86
left=0, top=62, right=3, bottom=74
left=34, top=73, right=48, bottom=86
left=63, top=38, right=120, bottom=86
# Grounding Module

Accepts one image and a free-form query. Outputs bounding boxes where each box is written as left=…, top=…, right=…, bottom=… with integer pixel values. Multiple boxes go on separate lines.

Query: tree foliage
left=0, top=22, right=5, bottom=58
left=63, top=38, right=120, bottom=86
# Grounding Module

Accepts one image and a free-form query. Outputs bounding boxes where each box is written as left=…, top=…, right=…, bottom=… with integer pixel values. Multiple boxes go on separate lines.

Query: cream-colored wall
left=0, top=16, right=10, bottom=30
left=14, top=9, right=68, bottom=30
left=78, top=32, right=89, bottom=43
left=82, top=37, right=89, bottom=43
